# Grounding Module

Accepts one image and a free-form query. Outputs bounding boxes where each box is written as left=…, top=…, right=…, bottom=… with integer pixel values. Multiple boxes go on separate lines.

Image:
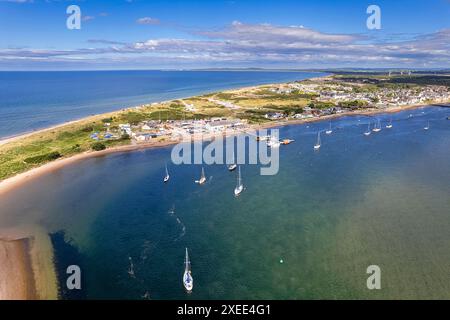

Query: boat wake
left=140, top=240, right=155, bottom=261
left=127, top=256, right=136, bottom=278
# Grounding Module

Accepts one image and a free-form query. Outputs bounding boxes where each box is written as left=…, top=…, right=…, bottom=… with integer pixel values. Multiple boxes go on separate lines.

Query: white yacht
left=386, top=118, right=393, bottom=129
left=364, top=122, right=371, bottom=136
left=314, top=131, right=321, bottom=150
left=234, top=166, right=244, bottom=197
left=325, top=121, right=333, bottom=135
left=163, top=164, right=170, bottom=183
left=424, top=121, right=430, bottom=130
left=183, top=248, right=193, bottom=293
left=372, top=119, right=381, bottom=132
left=195, top=167, right=207, bottom=185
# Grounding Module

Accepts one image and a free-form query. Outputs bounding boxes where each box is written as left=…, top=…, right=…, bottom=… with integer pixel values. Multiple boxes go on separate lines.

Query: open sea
left=0, top=105, right=449, bottom=299
left=0, top=70, right=321, bottom=139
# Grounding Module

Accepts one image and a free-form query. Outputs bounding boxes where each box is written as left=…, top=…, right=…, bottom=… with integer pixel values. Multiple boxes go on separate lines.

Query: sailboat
left=234, top=166, right=244, bottom=196
left=364, top=122, right=371, bottom=136
left=386, top=118, right=393, bottom=129
left=372, top=119, right=381, bottom=132
left=183, top=248, right=193, bottom=293
left=163, top=164, right=170, bottom=183
left=314, top=131, right=321, bottom=150
left=195, top=167, right=207, bottom=185
left=325, top=121, right=333, bottom=135
left=424, top=121, right=430, bottom=130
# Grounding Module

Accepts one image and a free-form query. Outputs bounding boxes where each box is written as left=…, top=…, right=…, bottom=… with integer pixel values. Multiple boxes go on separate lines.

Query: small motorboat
left=281, top=139, right=294, bottom=145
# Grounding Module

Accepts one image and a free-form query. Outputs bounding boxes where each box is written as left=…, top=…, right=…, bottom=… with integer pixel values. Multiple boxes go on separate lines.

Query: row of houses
left=115, top=117, right=248, bottom=142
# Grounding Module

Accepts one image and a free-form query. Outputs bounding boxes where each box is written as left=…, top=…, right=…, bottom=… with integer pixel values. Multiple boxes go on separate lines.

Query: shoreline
left=0, top=72, right=328, bottom=146
left=0, top=101, right=448, bottom=197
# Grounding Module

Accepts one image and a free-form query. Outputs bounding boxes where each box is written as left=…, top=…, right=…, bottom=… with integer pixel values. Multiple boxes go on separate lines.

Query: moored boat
left=325, top=121, right=333, bottom=135
left=314, top=131, right=321, bottom=150
left=234, top=166, right=244, bottom=196
left=281, top=139, right=294, bottom=145
left=372, top=119, right=381, bottom=132
left=183, top=248, right=193, bottom=293
left=195, top=167, right=207, bottom=184
left=163, top=164, right=170, bottom=183
left=267, top=136, right=281, bottom=148
left=386, top=118, right=393, bottom=129
left=364, top=122, right=371, bottom=136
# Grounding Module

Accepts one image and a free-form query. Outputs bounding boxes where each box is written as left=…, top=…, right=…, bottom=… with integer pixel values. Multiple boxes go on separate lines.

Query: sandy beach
left=0, top=238, right=35, bottom=299
left=0, top=228, right=58, bottom=300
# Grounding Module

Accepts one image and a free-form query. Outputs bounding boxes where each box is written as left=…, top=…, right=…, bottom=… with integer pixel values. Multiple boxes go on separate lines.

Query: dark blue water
left=0, top=106, right=449, bottom=299
left=0, top=70, right=322, bottom=138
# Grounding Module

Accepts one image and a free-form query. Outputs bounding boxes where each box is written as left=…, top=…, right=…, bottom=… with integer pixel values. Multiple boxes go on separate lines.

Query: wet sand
left=0, top=238, right=36, bottom=299
left=0, top=229, right=58, bottom=300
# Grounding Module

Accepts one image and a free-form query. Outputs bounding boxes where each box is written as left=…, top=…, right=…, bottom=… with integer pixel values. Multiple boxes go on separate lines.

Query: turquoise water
left=0, top=70, right=321, bottom=138
left=0, top=106, right=449, bottom=299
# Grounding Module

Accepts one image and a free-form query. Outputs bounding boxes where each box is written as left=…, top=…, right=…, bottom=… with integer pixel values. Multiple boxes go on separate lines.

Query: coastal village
left=92, top=75, right=450, bottom=144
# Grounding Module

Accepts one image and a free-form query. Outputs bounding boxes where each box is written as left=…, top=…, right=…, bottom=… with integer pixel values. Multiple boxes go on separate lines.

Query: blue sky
left=0, top=0, right=449, bottom=70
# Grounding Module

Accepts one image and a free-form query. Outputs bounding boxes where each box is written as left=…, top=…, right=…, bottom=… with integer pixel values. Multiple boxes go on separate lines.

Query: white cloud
left=82, top=15, right=95, bottom=22
left=136, top=17, right=160, bottom=25
left=1, top=22, right=449, bottom=68
left=200, top=21, right=360, bottom=44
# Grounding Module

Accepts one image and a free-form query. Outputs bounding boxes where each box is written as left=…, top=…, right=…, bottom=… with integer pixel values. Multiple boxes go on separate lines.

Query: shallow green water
left=0, top=106, right=449, bottom=299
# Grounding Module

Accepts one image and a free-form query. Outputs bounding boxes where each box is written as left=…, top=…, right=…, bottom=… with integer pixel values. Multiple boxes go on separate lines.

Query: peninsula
left=0, top=71, right=449, bottom=300
left=0, top=72, right=449, bottom=186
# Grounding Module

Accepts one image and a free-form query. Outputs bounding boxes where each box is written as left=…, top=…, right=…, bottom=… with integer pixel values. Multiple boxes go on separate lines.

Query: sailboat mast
left=185, top=248, right=190, bottom=268
left=237, top=166, right=241, bottom=187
